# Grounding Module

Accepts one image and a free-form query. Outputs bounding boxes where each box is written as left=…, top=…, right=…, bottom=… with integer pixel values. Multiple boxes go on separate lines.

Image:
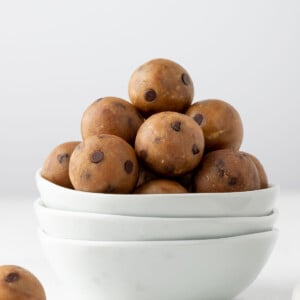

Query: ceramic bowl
left=39, top=229, right=278, bottom=300
left=36, top=169, right=279, bottom=217
left=35, top=198, right=277, bottom=241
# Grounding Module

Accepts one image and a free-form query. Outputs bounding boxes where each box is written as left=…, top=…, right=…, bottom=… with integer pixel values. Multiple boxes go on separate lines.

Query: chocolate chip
left=181, top=73, right=190, bottom=85
left=193, top=114, right=203, bottom=125
left=95, top=97, right=103, bottom=102
left=144, top=89, right=157, bottom=102
left=90, top=151, right=104, bottom=163
left=5, top=272, right=19, bottom=283
left=171, top=121, right=181, bottom=132
left=57, top=153, right=69, bottom=164
left=228, top=177, right=238, bottom=186
left=215, top=159, right=225, bottom=177
left=124, top=160, right=133, bottom=174
left=139, top=150, right=147, bottom=160
left=192, top=144, right=200, bottom=155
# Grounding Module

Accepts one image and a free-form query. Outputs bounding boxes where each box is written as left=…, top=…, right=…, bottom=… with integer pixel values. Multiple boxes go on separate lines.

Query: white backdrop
left=0, top=0, right=299, bottom=195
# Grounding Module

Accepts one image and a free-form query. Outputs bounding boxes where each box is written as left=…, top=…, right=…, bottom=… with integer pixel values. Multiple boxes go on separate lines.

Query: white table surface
left=0, top=191, right=299, bottom=300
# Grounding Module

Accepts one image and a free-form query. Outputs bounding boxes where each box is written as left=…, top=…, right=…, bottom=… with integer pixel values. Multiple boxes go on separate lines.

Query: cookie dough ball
left=0, top=265, right=46, bottom=300
left=194, top=149, right=260, bottom=193
left=41, top=141, right=80, bottom=188
left=186, top=99, right=243, bottom=151
left=128, top=58, right=194, bottom=116
left=241, top=152, right=268, bottom=189
left=81, top=97, right=144, bottom=144
left=135, top=112, right=205, bottom=176
left=69, top=134, right=138, bottom=193
left=135, top=179, right=187, bottom=194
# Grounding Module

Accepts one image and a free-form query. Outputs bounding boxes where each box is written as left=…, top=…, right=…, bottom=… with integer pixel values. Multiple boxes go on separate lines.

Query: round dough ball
left=241, top=152, right=268, bottom=189
left=81, top=97, right=144, bottom=144
left=128, top=58, right=194, bottom=116
left=135, top=112, right=205, bottom=176
left=41, top=141, right=80, bottom=188
left=135, top=179, right=187, bottom=194
left=0, top=265, right=46, bottom=300
left=69, top=134, right=138, bottom=193
left=185, top=99, right=243, bottom=151
left=194, top=149, right=260, bottom=193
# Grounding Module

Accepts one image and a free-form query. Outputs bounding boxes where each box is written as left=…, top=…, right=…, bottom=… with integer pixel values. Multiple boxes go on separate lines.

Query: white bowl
left=39, top=229, right=278, bottom=300
left=36, top=169, right=279, bottom=217
left=35, top=198, right=278, bottom=241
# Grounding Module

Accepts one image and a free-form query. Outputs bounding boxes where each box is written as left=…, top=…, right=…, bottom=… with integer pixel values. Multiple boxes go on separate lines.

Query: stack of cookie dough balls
left=41, top=58, right=268, bottom=194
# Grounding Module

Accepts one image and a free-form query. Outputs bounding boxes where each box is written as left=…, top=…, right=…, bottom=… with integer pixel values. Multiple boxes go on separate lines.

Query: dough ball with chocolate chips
left=185, top=99, right=243, bottom=151
left=81, top=97, right=144, bottom=144
left=135, top=112, right=205, bottom=176
left=241, top=152, right=268, bottom=189
left=41, top=141, right=80, bottom=188
left=0, top=265, right=46, bottom=300
left=194, top=149, right=260, bottom=193
left=135, top=179, right=187, bottom=194
left=69, top=134, right=138, bottom=193
left=128, top=58, right=194, bottom=116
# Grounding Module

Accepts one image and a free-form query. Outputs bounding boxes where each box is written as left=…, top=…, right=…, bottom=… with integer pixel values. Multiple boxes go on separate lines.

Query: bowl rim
left=38, top=228, right=279, bottom=246
left=36, top=168, right=279, bottom=198
left=34, top=197, right=278, bottom=222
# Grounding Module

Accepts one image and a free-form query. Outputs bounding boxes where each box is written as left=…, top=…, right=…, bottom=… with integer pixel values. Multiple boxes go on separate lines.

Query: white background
left=0, top=0, right=299, bottom=194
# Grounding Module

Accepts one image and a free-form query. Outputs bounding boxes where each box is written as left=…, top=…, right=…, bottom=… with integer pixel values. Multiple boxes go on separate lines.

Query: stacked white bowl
left=35, top=169, right=279, bottom=300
